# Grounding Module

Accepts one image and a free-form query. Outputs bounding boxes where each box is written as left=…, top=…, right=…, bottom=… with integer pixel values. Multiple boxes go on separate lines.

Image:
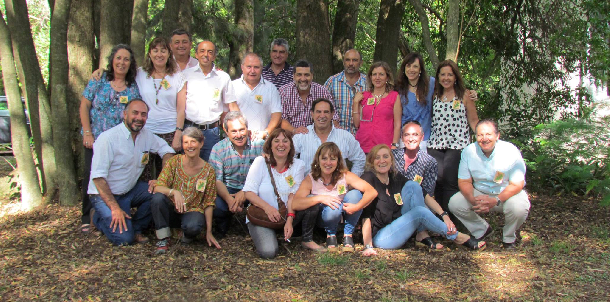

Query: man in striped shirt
left=280, top=60, right=339, bottom=134
left=209, top=112, right=264, bottom=238
left=261, top=38, right=294, bottom=90
left=324, top=49, right=367, bottom=135
left=293, top=99, right=365, bottom=176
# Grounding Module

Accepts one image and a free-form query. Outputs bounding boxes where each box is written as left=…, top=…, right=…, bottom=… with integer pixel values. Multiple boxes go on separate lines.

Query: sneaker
left=155, top=238, right=170, bottom=254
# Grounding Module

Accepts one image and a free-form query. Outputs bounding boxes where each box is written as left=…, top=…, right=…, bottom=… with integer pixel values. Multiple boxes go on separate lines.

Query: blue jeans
left=201, top=127, right=220, bottom=161
left=90, top=181, right=152, bottom=246
left=150, top=192, right=206, bottom=240
left=373, top=181, right=457, bottom=249
left=318, top=189, right=363, bottom=236
left=213, top=187, right=242, bottom=235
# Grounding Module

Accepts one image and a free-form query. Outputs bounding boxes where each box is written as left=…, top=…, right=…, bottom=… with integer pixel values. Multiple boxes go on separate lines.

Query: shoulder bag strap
left=265, top=159, right=285, bottom=207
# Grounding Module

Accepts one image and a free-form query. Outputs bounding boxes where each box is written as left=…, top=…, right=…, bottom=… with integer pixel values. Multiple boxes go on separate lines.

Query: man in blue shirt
left=449, top=119, right=530, bottom=249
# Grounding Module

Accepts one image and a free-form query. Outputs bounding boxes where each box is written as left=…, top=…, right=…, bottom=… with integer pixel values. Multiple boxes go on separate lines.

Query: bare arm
left=292, top=176, right=341, bottom=211
left=204, top=205, right=221, bottom=248
left=80, top=97, right=94, bottom=148
left=457, top=178, right=477, bottom=206
left=265, top=112, right=282, bottom=134
left=228, top=102, right=240, bottom=112
left=280, top=119, right=295, bottom=133
left=352, top=92, right=363, bottom=129
left=392, top=94, right=402, bottom=146
left=215, top=180, right=235, bottom=209
left=463, top=91, right=479, bottom=132
left=172, top=84, right=187, bottom=151
left=497, top=180, right=525, bottom=203
left=161, top=153, right=174, bottom=168
left=362, top=218, right=373, bottom=247
left=344, top=171, right=378, bottom=211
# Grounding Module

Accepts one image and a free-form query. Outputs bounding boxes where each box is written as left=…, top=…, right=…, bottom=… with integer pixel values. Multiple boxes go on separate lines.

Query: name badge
left=196, top=179, right=207, bottom=192
left=140, top=152, right=149, bottom=165
left=285, top=175, right=295, bottom=187
left=394, top=193, right=403, bottom=205
left=493, top=171, right=505, bottom=184
left=255, top=95, right=263, bottom=104
left=413, top=175, right=423, bottom=185
left=452, top=99, right=461, bottom=110
left=366, top=97, right=376, bottom=105
left=337, top=184, right=346, bottom=195
left=160, top=79, right=171, bottom=89
left=213, top=88, right=220, bottom=99
left=120, top=96, right=129, bottom=104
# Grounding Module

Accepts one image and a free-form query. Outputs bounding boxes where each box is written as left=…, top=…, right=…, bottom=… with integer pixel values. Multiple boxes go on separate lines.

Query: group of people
left=79, top=29, right=531, bottom=258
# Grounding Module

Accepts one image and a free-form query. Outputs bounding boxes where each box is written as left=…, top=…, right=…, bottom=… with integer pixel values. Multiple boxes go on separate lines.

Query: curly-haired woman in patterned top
left=150, top=127, right=220, bottom=254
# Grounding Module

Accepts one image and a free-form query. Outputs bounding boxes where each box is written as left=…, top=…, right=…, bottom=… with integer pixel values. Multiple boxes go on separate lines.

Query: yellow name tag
left=493, top=171, right=505, bottom=183
left=160, top=79, right=170, bottom=89
left=140, top=152, right=149, bottom=165
left=120, top=96, right=129, bottom=104
left=452, top=99, right=461, bottom=110
left=285, top=175, right=295, bottom=187
left=413, top=175, right=423, bottom=185
left=394, top=193, right=403, bottom=205
left=255, top=95, right=263, bottom=104
left=196, top=179, right=207, bottom=192
left=213, top=88, right=220, bottom=99
left=338, top=184, right=346, bottom=195
left=366, top=97, right=376, bottom=105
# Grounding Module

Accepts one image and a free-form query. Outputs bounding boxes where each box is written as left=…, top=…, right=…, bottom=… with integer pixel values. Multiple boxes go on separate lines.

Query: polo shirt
left=458, top=140, right=526, bottom=195
left=279, top=82, right=338, bottom=129
left=262, top=62, right=294, bottom=89
left=324, top=71, right=366, bottom=135
left=183, top=64, right=236, bottom=125
left=232, top=76, right=281, bottom=132
left=88, top=123, right=175, bottom=195
left=392, top=148, right=438, bottom=196
left=208, top=137, right=265, bottom=190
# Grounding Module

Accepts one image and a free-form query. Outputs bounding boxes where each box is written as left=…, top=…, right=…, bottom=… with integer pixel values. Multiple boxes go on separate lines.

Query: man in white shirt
left=232, top=53, right=281, bottom=140
left=178, top=40, right=240, bottom=161
left=170, top=29, right=199, bottom=71
left=89, top=99, right=175, bottom=246
left=293, top=98, right=365, bottom=176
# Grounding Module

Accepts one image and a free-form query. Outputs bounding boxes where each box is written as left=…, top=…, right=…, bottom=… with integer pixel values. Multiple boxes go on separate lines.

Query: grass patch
left=591, top=225, right=609, bottom=241
left=530, top=234, right=543, bottom=246
left=374, top=260, right=387, bottom=272
left=395, top=269, right=415, bottom=281
left=354, top=269, right=370, bottom=280
left=549, top=240, right=574, bottom=254
left=317, top=253, right=349, bottom=266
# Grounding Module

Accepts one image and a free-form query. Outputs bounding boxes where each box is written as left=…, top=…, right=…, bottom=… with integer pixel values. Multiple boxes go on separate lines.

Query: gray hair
left=222, top=111, right=248, bottom=130
left=242, top=52, right=264, bottom=66
left=270, top=38, right=290, bottom=53
left=182, top=127, right=204, bottom=143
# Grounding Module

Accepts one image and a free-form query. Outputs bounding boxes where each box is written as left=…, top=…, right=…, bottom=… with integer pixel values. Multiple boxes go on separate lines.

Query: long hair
left=105, top=44, right=138, bottom=86
left=262, top=128, right=295, bottom=168
left=396, top=53, right=430, bottom=106
left=365, top=144, right=397, bottom=175
left=143, top=37, right=178, bottom=76
left=365, top=61, right=394, bottom=93
left=310, top=142, right=347, bottom=186
left=433, top=59, right=466, bottom=100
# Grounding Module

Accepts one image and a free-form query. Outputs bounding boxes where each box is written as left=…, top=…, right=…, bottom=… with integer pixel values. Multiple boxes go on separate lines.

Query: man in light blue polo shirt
left=449, top=119, right=530, bottom=249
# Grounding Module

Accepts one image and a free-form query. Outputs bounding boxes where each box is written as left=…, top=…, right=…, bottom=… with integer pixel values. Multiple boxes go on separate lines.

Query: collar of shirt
left=308, top=124, right=338, bottom=140
left=337, top=71, right=367, bottom=87
left=264, top=61, right=292, bottom=72
left=475, top=142, right=497, bottom=160
left=231, top=137, right=253, bottom=152
left=118, top=122, right=135, bottom=141
left=193, top=63, right=219, bottom=77
left=239, top=75, right=266, bottom=91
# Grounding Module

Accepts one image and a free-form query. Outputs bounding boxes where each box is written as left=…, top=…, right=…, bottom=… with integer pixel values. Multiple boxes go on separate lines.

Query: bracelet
left=287, top=213, right=295, bottom=218
left=440, top=211, right=449, bottom=218
left=169, top=189, right=174, bottom=196
left=175, top=126, right=184, bottom=131
left=365, top=244, right=374, bottom=249
left=352, top=112, right=359, bottom=115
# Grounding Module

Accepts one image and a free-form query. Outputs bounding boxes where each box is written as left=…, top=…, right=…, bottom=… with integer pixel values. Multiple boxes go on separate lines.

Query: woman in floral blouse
left=151, top=127, right=220, bottom=254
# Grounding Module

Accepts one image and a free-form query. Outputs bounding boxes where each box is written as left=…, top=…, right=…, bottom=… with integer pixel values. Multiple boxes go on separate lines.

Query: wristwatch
left=365, top=244, right=374, bottom=249
left=391, top=143, right=399, bottom=148
left=175, top=126, right=184, bottom=131
left=495, top=196, right=503, bottom=207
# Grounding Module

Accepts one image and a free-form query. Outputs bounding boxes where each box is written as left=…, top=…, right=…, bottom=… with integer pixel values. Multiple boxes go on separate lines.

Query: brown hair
left=263, top=128, right=295, bottom=168
left=366, top=61, right=394, bottom=93
left=396, top=53, right=430, bottom=106
left=365, top=144, right=397, bottom=174
left=433, top=59, right=466, bottom=100
left=310, top=142, right=347, bottom=186
left=143, top=37, right=178, bottom=76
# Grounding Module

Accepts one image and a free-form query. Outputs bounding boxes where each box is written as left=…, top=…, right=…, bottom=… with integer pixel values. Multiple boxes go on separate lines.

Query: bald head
left=196, top=41, right=217, bottom=70
left=343, top=49, right=362, bottom=75
left=241, top=52, right=263, bottom=86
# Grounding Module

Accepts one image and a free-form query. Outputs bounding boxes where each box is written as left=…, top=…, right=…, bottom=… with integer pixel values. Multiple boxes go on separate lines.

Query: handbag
left=246, top=159, right=288, bottom=229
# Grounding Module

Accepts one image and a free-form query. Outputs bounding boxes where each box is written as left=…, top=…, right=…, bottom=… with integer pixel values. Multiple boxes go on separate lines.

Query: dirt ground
left=0, top=157, right=609, bottom=301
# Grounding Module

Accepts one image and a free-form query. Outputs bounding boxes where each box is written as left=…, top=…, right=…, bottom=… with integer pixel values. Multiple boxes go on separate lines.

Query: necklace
left=322, top=177, right=333, bottom=186
left=409, top=82, right=418, bottom=88
left=152, top=72, right=166, bottom=105
left=111, top=80, right=126, bottom=90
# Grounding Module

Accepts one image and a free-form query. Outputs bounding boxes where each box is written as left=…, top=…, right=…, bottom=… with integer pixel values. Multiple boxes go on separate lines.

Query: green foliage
left=317, top=253, right=349, bottom=266
left=521, top=112, right=610, bottom=205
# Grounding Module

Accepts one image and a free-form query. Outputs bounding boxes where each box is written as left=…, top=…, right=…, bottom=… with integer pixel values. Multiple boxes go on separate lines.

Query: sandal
left=342, top=236, right=355, bottom=252
left=326, top=235, right=338, bottom=252
left=416, top=237, right=444, bottom=252
left=80, top=224, right=91, bottom=234
left=460, top=237, right=486, bottom=251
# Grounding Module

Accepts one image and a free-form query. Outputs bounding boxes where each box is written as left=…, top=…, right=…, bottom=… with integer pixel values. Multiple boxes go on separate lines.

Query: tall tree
left=6, top=0, right=57, bottom=197
left=373, top=0, right=407, bottom=72
left=445, top=0, right=459, bottom=61
left=296, top=0, right=333, bottom=82
left=50, top=0, right=79, bottom=205
left=253, top=0, right=270, bottom=58
left=0, top=11, right=43, bottom=209
left=162, top=0, right=192, bottom=38
left=131, top=0, right=149, bottom=66
left=331, top=0, right=360, bottom=74
left=407, top=0, right=440, bottom=67
left=228, top=0, right=254, bottom=78
left=99, top=0, right=127, bottom=68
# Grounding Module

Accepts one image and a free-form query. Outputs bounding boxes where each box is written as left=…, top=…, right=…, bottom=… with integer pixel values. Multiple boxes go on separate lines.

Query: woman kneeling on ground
left=151, top=127, right=220, bottom=254
left=293, top=142, right=377, bottom=252
left=243, top=129, right=324, bottom=259
left=360, top=144, right=486, bottom=256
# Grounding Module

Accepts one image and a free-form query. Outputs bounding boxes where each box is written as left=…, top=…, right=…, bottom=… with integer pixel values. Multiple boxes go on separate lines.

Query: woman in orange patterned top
left=151, top=127, right=220, bottom=254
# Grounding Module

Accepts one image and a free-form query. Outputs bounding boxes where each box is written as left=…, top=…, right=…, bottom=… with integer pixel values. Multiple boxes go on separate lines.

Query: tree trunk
left=445, top=0, right=459, bottom=61
left=373, top=0, right=407, bottom=73
left=99, top=0, right=127, bottom=68
left=179, top=0, right=192, bottom=33
left=228, top=0, right=254, bottom=78
left=68, top=0, right=95, bottom=177
left=0, top=11, right=43, bottom=209
left=253, top=0, right=270, bottom=58
left=407, top=0, right=440, bottom=67
left=296, top=0, right=332, bottom=83
left=131, top=0, right=149, bottom=66
left=331, top=0, right=359, bottom=74
left=162, top=0, right=181, bottom=38
left=6, top=0, right=57, bottom=198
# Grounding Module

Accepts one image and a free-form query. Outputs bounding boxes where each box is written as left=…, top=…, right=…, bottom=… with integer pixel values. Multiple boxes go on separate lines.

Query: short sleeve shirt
left=324, top=71, right=367, bottom=135
left=361, top=171, right=411, bottom=238
left=135, top=67, right=186, bottom=134
left=428, top=95, right=470, bottom=150
left=208, top=137, right=265, bottom=190
left=458, top=140, right=526, bottom=195
left=392, top=148, right=438, bottom=196
left=232, top=76, right=282, bottom=132
left=279, top=82, right=338, bottom=129
left=183, top=64, right=236, bottom=124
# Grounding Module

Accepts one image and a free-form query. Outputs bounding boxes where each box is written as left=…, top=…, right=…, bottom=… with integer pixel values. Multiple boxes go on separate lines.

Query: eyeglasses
left=360, top=96, right=381, bottom=122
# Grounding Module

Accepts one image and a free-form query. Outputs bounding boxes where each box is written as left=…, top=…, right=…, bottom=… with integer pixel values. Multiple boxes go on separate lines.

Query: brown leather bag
left=246, top=159, right=288, bottom=229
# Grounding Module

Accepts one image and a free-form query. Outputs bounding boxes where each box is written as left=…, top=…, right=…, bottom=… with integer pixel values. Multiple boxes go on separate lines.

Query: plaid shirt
left=324, top=71, right=367, bottom=135
left=262, top=62, right=294, bottom=90
left=392, top=148, right=437, bottom=196
left=279, top=82, right=338, bottom=129
left=208, top=137, right=264, bottom=190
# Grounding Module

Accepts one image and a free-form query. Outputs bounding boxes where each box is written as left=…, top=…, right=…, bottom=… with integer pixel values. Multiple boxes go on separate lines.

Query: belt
left=187, top=120, right=219, bottom=130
